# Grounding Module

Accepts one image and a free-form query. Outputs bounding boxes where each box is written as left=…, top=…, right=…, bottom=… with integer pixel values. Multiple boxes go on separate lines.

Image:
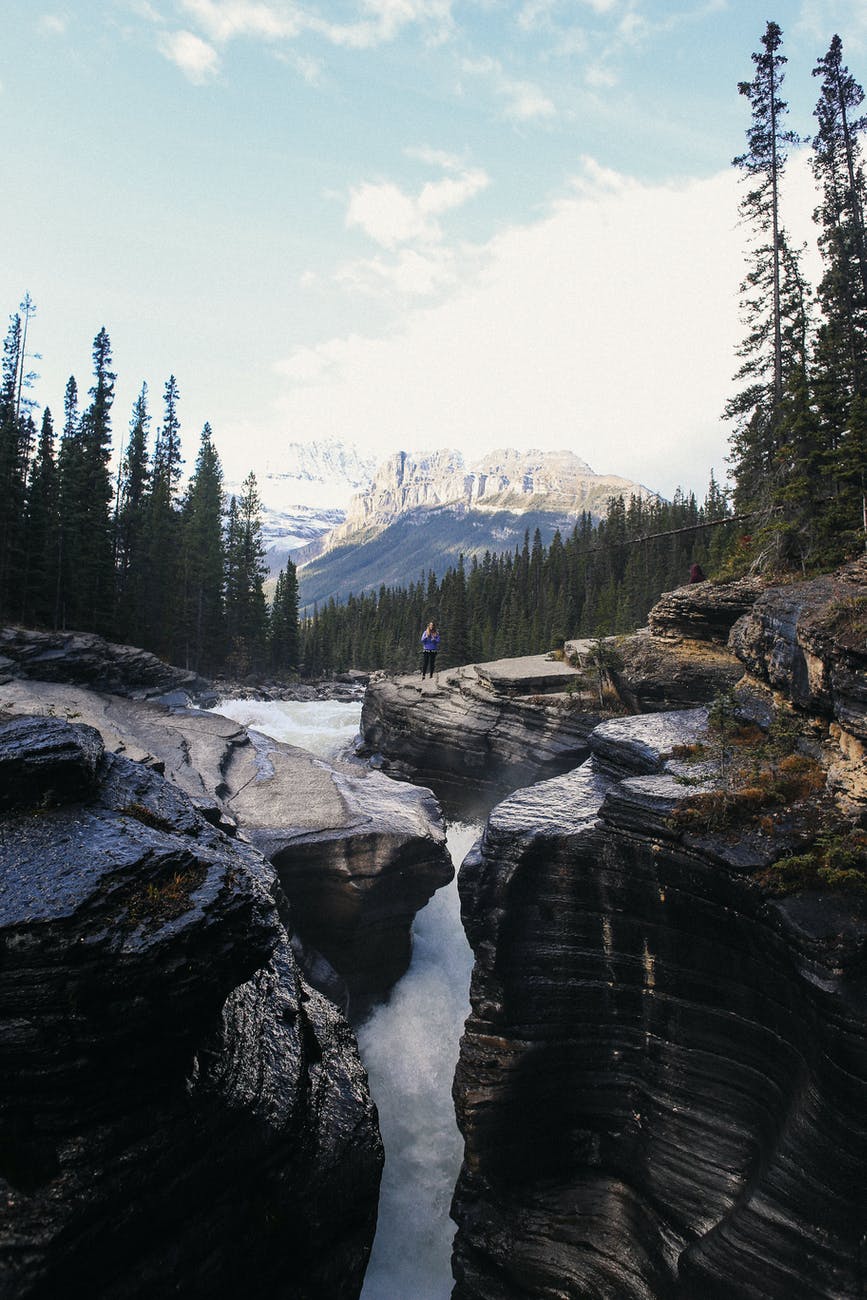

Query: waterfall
left=210, top=698, right=477, bottom=1298
left=358, top=821, right=477, bottom=1300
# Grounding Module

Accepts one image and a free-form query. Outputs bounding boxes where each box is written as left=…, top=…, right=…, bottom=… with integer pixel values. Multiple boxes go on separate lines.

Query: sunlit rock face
left=451, top=711, right=867, bottom=1300
left=727, top=557, right=867, bottom=819
left=0, top=717, right=383, bottom=1299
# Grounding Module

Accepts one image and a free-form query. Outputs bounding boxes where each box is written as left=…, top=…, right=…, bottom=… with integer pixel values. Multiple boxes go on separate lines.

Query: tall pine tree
left=726, top=20, right=811, bottom=549
left=181, top=423, right=225, bottom=672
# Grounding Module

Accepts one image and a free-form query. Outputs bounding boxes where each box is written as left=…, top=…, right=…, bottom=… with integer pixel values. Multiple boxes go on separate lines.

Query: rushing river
left=211, top=698, right=479, bottom=1299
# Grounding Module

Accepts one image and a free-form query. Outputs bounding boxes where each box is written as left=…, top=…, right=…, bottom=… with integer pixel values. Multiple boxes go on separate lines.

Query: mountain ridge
left=296, top=446, right=657, bottom=608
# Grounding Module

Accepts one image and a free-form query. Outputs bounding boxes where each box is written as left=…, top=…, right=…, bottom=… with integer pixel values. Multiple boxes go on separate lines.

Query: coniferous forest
left=1, top=22, right=865, bottom=681
left=0, top=316, right=299, bottom=676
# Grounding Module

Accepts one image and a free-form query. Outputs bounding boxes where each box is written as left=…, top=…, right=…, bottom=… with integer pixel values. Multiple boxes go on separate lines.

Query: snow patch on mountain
left=224, top=439, right=377, bottom=574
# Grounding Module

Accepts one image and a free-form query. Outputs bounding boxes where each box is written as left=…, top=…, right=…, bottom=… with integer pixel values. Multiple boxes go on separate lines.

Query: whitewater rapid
left=210, top=697, right=478, bottom=1299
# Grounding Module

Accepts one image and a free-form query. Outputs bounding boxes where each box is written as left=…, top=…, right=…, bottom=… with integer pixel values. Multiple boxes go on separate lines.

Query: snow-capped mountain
left=327, top=447, right=654, bottom=548
left=224, top=439, right=376, bottom=575
left=297, top=447, right=657, bottom=608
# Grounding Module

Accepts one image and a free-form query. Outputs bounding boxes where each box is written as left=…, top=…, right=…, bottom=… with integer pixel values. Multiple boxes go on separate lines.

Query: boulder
left=0, top=717, right=382, bottom=1299
left=0, top=679, right=452, bottom=1006
left=451, top=711, right=867, bottom=1300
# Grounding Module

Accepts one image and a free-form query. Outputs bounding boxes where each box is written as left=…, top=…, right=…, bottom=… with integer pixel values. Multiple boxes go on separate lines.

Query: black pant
left=422, top=651, right=437, bottom=677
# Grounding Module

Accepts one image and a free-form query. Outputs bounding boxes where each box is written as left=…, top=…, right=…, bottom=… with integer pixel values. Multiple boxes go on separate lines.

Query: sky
left=3, top=1, right=867, bottom=501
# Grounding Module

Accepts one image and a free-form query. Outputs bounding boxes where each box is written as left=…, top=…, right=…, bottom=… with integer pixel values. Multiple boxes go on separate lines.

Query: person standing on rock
left=421, top=621, right=440, bottom=679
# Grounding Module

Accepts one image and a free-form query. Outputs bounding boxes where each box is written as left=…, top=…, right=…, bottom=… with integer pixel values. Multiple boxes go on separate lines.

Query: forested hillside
left=300, top=485, right=734, bottom=674
left=0, top=323, right=298, bottom=676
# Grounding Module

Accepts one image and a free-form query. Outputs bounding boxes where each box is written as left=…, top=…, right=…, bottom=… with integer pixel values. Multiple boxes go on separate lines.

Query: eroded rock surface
left=648, top=576, right=764, bottom=641
left=452, top=712, right=867, bottom=1300
left=0, top=717, right=382, bottom=1299
left=0, top=625, right=209, bottom=699
left=360, top=639, right=741, bottom=811
left=0, top=678, right=451, bottom=1004
left=360, top=657, right=606, bottom=809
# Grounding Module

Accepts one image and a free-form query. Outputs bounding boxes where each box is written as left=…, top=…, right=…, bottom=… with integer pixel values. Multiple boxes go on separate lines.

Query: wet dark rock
left=451, top=712, right=867, bottom=1300
left=0, top=718, right=382, bottom=1299
left=0, top=626, right=207, bottom=699
left=0, top=677, right=450, bottom=1005
left=0, top=715, right=104, bottom=812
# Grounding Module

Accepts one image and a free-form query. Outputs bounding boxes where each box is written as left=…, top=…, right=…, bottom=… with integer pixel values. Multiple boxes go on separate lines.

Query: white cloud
left=180, top=0, right=301, bottom=42
left=347, top=181, right=441, bottom=247
left=345, top=162, right=489, bottom=249
left=37, top=14, right=68, bottom=35
left=158, top=28, right=220, bottom=81
left=584, top=61, right=617, bottom=88
left=461, top=55, right=557, bottom=122
left=618, top=11, right=649, bottom=45
left=268, top=155, right=822, bottom=498
left=336, top=246, right=460, bottom=296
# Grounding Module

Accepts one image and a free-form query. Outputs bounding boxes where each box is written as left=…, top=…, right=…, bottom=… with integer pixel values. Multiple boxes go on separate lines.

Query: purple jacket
left=421, top=630, right=440, bottom=652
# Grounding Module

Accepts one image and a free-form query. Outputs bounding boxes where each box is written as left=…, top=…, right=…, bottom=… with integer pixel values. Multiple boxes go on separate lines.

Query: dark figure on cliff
left=421, top=622, right=440, bottom=678
left=689, top=562, right=706, bottom=584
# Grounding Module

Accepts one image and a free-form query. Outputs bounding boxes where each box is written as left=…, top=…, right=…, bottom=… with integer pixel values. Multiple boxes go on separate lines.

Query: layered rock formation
left=450, top=564, right=867, bottom=1298
left=360, top=657, right=607, bottom=812
left=726, top=558, right=867, bottom=820
left=451, top=710, right=867, bottom=1299
left=0, top=716, right=383, bottom=1298
left=360, top=636, right=741, bottom=812
left=0, top=626, right=210, bottom=700
left=0, top=677, right=452, bottom=1006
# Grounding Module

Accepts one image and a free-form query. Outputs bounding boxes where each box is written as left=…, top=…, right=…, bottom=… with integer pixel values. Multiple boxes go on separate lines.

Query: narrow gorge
left=1, top=559, right=865, bottom=1298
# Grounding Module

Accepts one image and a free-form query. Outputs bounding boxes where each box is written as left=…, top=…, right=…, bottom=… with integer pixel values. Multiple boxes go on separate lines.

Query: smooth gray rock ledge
left=0, top=679, right=452, bottom=1008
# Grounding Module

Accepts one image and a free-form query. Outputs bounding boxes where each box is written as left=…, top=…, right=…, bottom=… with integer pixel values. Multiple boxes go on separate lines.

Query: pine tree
left=811, top=33, right=867, bottom=553
left=22, top=407, right=59, bottom=624
left=270, top=561, right=300, bottom=672
left=726, top=21, right=809, bottom=533
left=115, top=385, right=151, bottom=644
left=142, top=376, right=184, bottom=658
left=55, top=375, right=82, bottom=629
left=0, top=313, right=28, bottom=618
left=77, top=327, right=116, bottom=631
left=225, top=472, right=268, bottom=673
left=181, top=423, right=225, bottom=672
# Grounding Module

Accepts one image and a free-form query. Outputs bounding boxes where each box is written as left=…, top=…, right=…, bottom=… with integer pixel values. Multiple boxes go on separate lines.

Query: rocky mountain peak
left=338, top=445, right=654, bottom=536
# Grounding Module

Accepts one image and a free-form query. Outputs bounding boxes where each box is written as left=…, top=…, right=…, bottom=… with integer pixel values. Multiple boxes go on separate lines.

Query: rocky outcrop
left=451, top=711, right=867, bottom=1300
left=0, top=678, right=451, bottom=1005
left=0, top=626, right=210, bottom=701
left=648, top=576, right=764, bottom=642
left=332, top=448, right=655, bottom=545
left=0, top=716, right=382, bottom=1299
left=725, top=557, right=867, bottom=819
left=729, top=557, right=867, bottom=735
left=360, top=657, right=608, bottom=811
left=359, top=640, right=742, bottom=812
